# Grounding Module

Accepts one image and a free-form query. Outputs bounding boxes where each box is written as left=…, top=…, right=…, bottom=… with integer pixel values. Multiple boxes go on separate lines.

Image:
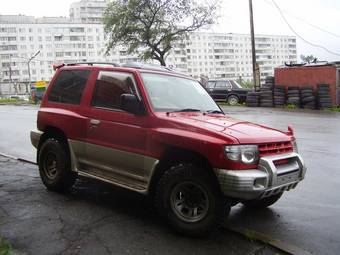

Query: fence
left=0, top=82, right=32, bottom=97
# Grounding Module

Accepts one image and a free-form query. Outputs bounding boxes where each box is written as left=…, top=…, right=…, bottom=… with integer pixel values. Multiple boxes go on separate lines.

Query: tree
left=300, top=54, right=317, bottom=64
left=103, top=0, right=219, bottom=66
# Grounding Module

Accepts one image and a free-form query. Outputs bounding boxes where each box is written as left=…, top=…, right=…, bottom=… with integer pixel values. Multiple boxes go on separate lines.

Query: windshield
left=141, top=73, right=221, bottom=112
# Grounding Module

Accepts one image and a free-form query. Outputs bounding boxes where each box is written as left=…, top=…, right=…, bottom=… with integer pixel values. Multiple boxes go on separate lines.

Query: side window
left=91, top=71, right=137, bottom=110
left=215, top=81, right=227, bottom=88
left=48, top=70, right=90, bottom=105
left=207, top=81, right=215, bottom=89
left=225, top=81, right=233, bottom=90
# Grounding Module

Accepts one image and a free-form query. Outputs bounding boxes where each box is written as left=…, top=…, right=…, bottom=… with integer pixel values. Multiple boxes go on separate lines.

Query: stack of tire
left=317, top=84, right=332, bottom=109
left=259, top=76, right=274, bottom=107
left=300, top=86, right=316, bottom=109
left=286, top=86, right=300, bottom=107
left=246, top=92, right=260, bottom=107
left=273, top=85, right=286, bottom=107
left=264, top=76, right=275, bottom=87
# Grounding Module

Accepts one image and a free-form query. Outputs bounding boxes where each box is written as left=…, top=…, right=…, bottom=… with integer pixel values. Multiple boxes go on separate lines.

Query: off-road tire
left=242, top=193, right=283, bottom=209
left=155, top=163, right=229, bottom=236
left=38, top=138, right=77, bottom=192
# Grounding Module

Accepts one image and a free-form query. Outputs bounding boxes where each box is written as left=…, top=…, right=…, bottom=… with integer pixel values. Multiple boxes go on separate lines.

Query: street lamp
left=27, top=50, right=40, bottom=89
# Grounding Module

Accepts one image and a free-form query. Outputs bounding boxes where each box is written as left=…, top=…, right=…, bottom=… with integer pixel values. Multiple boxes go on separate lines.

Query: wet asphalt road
left=0, top=156, right=282, bottom=255
left=0, top=105, right=38, bottom=161
left=0, top=104, right=340, bottom=254
left=222, top=107, right=340, bottom=255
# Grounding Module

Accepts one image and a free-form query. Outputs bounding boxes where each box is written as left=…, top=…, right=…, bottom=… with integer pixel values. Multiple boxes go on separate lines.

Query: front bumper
left=216, top=152, right=306, bottom=200
left=30, top=130, right=43, bottom=149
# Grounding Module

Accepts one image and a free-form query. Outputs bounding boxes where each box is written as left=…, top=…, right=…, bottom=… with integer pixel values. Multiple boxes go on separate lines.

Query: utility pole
left=249, top=0, right=259, bottom=91
left=27, top=50, right=40, bottom=92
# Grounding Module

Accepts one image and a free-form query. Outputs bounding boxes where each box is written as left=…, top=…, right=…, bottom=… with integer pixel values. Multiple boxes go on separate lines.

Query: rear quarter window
left=48, top=69, right=90, bottom=105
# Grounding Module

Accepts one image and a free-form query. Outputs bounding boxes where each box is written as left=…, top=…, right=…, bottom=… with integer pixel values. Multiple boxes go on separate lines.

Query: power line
left=263, top=0, right=340, bottom=39
left=271, top=0, right=340, bottom=57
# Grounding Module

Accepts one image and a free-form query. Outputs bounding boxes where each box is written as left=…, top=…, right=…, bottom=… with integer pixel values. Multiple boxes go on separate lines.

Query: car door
left=206, top=80, right=216, bottom=98
left=81, top=70, right=153, bottom=191
left=213, top=80, right=232, bottom=101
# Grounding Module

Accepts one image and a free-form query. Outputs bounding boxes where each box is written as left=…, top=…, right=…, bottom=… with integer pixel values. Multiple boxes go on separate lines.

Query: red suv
left=31, top=62, right=306, bottom=236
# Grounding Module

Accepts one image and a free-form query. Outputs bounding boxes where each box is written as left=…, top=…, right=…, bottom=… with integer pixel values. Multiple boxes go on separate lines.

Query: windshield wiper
left=205, top=110, right=224, bottom=114
left=167, top=108, right=202, bottom=113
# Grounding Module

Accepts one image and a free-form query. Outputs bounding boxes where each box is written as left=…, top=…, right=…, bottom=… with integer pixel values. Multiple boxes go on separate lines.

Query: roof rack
left=121, top=62, right=169, bottom=71
left=53, top=62, right=120, bottom=70
left=52, top=61, right=190, bottom=77
left=121, top=62, right=190, bottom=77
left=66, top=62, right=120, bottom=67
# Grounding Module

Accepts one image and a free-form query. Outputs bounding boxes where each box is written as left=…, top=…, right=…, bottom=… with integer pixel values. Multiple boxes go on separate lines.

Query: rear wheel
left=155, top=163, right=229, bottom=236
left=38, top=138, right=77, bottom=192
left=227, top=95, right=239, bottom=105
left=242, top=193, right=283, bottom=209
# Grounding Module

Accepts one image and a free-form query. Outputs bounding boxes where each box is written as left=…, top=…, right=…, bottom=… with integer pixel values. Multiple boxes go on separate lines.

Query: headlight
left=292, top=139, right=298, bottom=153
left=224, top=145, right=259, bottom=165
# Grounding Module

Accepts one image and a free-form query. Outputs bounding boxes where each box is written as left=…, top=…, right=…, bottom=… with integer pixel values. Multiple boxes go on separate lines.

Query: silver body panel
left=31, top=129, right=306, bottom=199
left=69, top=139, right=159, bottom=194
left=30, top=130, right=43, bottom=149
left=30, top=130, right=158, bottom=194
left=216, top=152, right=306, bottom=200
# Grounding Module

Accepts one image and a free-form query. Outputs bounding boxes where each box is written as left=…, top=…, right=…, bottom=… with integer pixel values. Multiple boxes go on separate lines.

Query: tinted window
left=215, top=81, right=227, bottom=88
left=92, top=71, right=137, bottom=110
left=48, top=70, right=90, bottom=105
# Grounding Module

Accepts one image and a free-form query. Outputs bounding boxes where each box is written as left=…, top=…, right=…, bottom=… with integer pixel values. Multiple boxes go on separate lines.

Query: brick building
left=275, top=62, right=340, bottom=106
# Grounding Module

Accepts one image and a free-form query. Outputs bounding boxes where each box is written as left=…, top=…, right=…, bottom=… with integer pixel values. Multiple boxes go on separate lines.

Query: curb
left=0, top=152, right=312, bottom=255
left=224, top=226, right=313, bottom=255
left=0, top=152, right=36, bottom=165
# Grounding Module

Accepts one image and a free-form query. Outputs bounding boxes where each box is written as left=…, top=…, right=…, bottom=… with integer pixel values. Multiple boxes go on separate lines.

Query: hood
left=158, top=112, right=291, bottom=144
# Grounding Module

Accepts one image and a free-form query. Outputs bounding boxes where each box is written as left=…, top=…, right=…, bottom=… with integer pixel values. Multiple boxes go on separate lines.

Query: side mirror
left=120, top=94, right=145, bottom=115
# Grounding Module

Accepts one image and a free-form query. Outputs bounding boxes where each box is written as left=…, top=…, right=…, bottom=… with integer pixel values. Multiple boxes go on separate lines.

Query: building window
left=55, top=52, right=63, bottom=57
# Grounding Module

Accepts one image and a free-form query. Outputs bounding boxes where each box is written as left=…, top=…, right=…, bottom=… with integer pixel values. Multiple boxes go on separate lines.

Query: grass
left=0, top=98, right=36, bottom=105
left=284, top=104, right=297, bottom=110
left=217, top=102, right=246, bottom=107
left=0, top=98, right=22, bottom=104
left=0, top=237, right=11, bottom=255
left=328, top=106, right=340, bottom=112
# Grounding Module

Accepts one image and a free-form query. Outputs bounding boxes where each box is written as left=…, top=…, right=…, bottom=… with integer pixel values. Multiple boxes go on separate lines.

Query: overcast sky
left=1, top=0, right=340, bottom=61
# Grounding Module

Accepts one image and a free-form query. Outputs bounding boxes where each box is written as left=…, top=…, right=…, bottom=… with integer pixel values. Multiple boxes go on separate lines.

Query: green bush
left=285, top=104, right=297, bottom=110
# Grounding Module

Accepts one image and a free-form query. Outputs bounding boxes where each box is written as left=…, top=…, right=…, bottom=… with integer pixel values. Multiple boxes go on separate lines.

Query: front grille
left=258, top=142, right=293, bottom=157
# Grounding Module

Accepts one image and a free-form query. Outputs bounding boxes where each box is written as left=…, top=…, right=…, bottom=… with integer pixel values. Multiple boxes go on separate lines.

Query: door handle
left=90, top=119, right=101, bottom=126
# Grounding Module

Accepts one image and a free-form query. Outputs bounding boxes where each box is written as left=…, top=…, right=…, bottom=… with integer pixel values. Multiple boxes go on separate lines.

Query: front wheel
left=242, top=193, right=283, bottom=209
left=38, top=138, right=77, bottom=192
left=227, top=95, right=239, bottom=105
left=155, top=164, right=229, bottom=236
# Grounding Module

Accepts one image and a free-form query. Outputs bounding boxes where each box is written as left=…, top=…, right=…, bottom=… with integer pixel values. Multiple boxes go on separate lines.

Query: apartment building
left=70, top=0, right=109, bottom=23
left=167, top=32, right=297, bottom=81
left=0, top=13, right=296, bottom=86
